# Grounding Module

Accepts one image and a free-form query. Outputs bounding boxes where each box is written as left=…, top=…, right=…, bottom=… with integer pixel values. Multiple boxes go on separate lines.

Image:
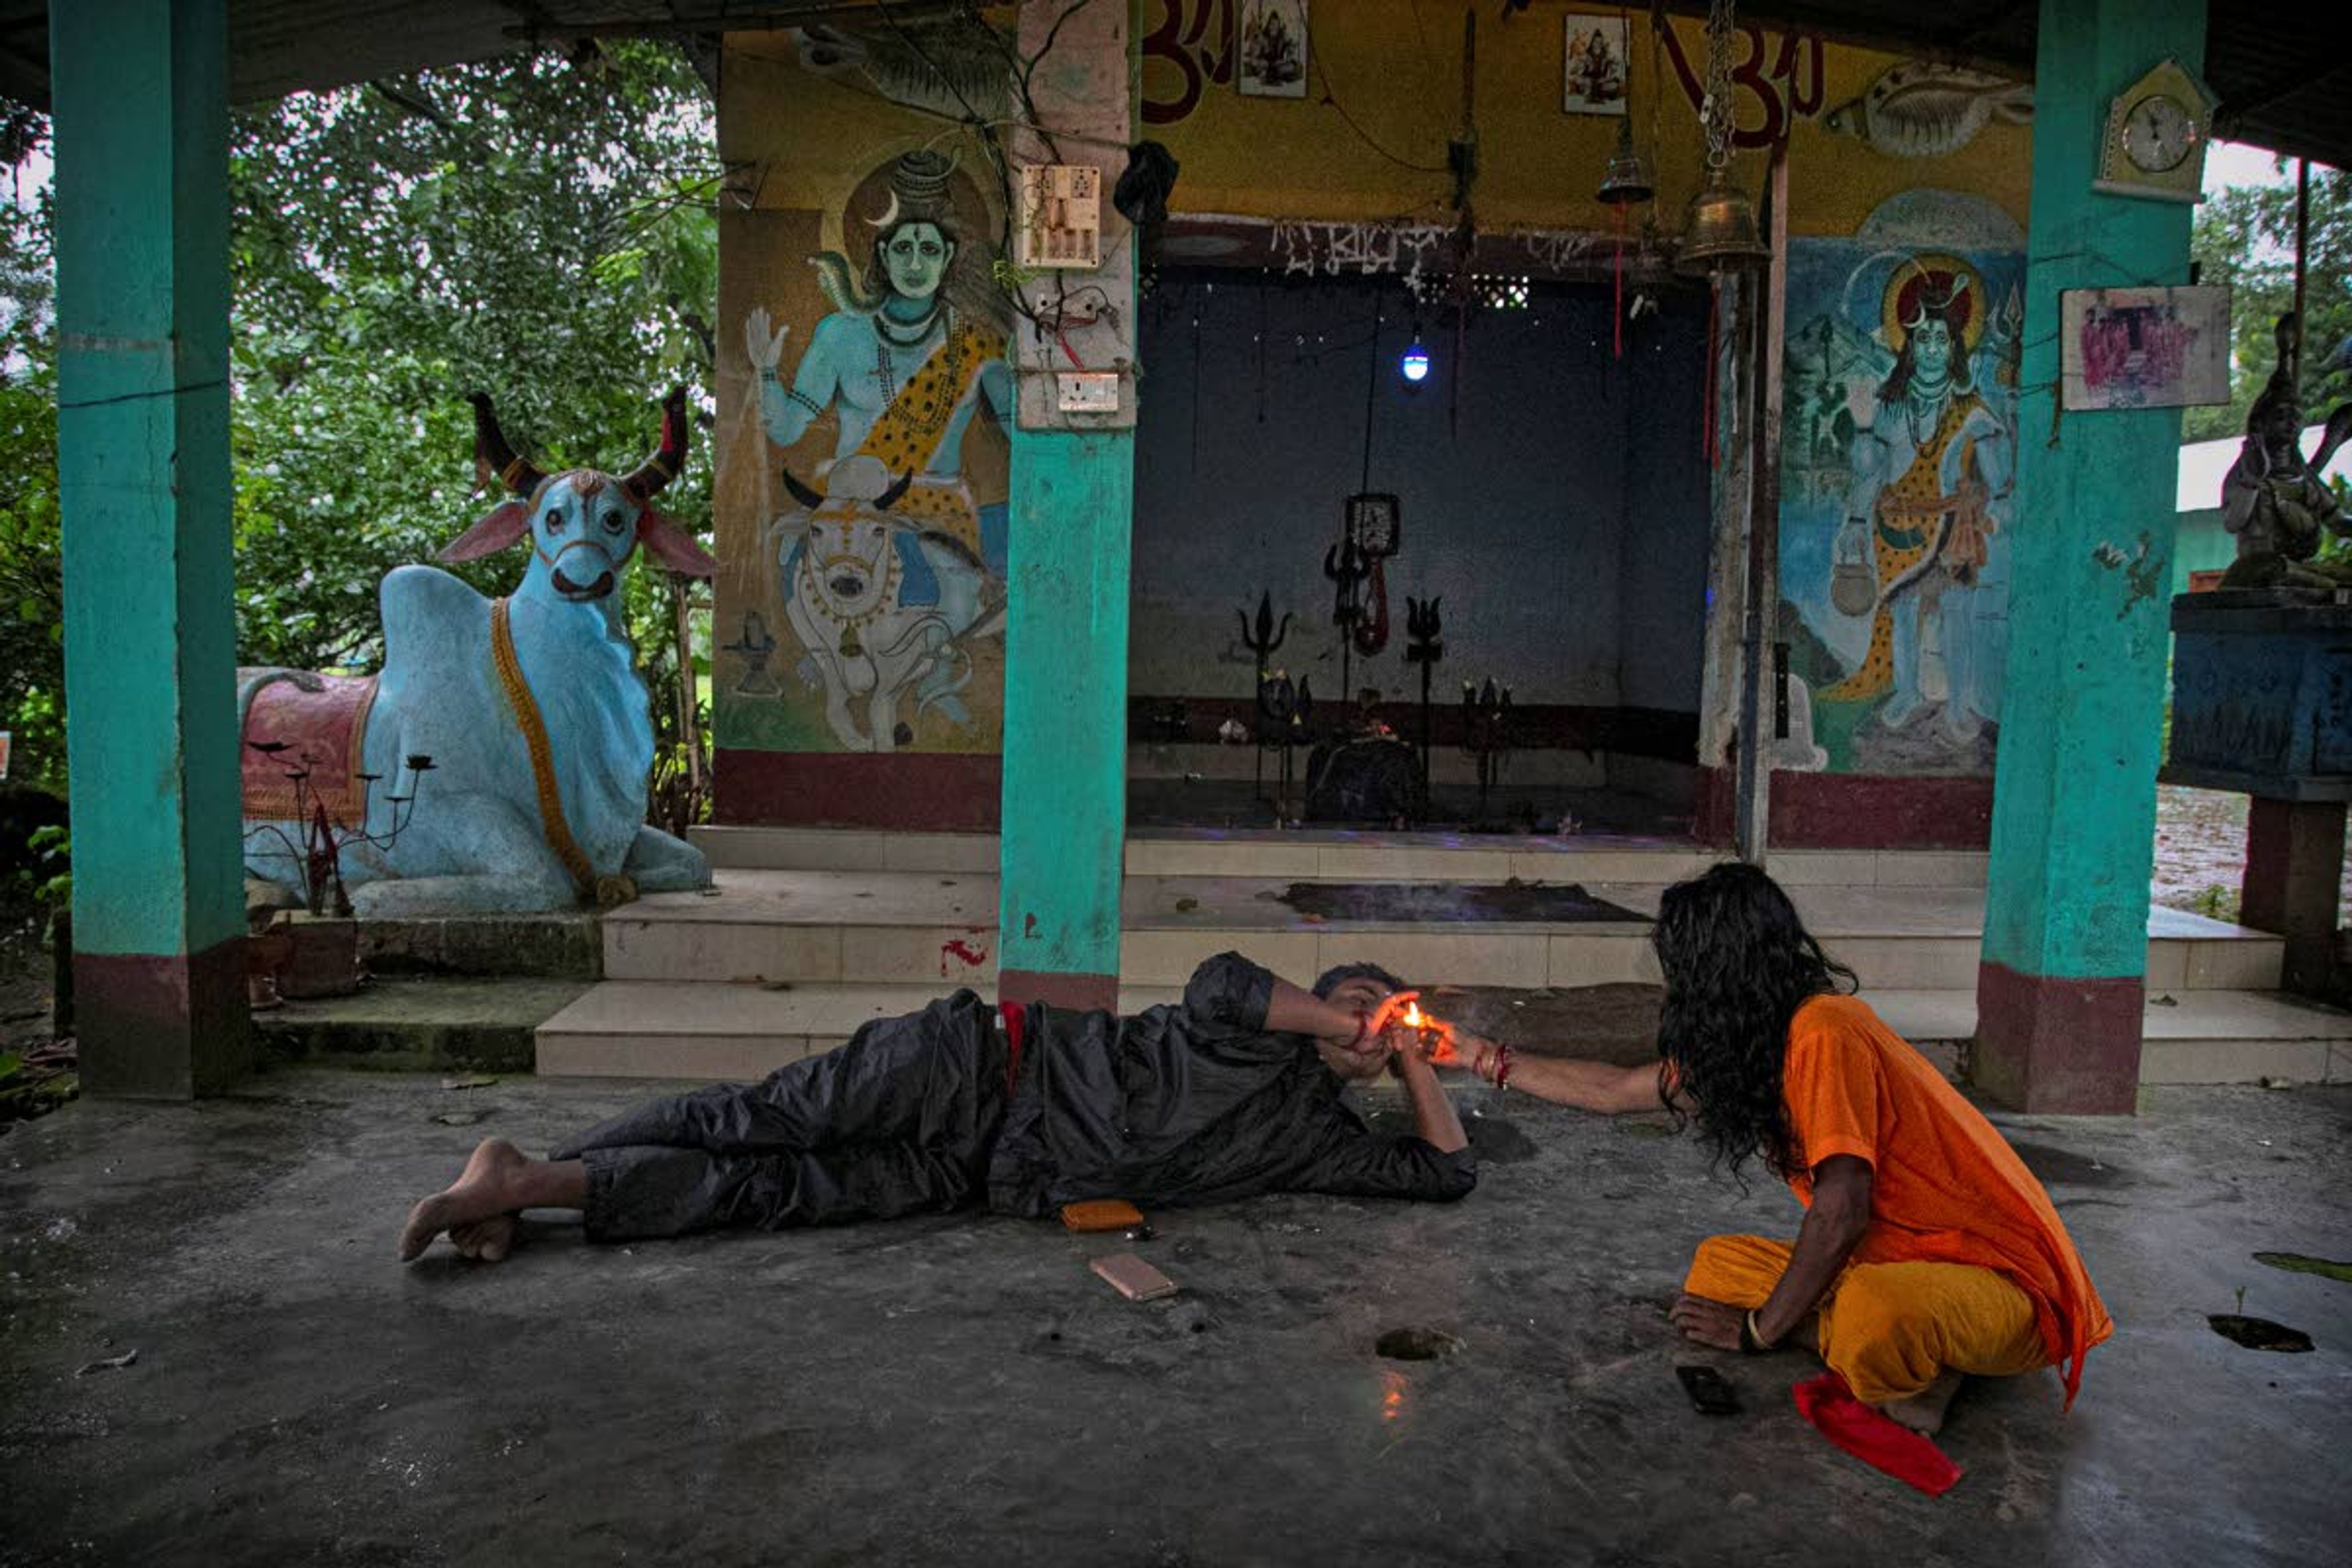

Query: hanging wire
left=1313, top=50, right=1450, bottom=175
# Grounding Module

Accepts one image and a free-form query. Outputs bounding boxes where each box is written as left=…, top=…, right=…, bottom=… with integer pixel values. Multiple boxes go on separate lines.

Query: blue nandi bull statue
left=239, top=390, right=720, bottom=914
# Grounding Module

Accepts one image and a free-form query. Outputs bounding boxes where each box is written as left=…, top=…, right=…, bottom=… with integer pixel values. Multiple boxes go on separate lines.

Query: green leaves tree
left=2188, top=160, right=2352, bottom=443
left=2, top=39, right=720, bottom=820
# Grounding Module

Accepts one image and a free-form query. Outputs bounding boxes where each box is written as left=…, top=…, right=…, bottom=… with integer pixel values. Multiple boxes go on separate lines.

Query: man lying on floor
left=1432, top=863, right=2111, bottom=1434
left=399, top=954, right=1472, bottom=1263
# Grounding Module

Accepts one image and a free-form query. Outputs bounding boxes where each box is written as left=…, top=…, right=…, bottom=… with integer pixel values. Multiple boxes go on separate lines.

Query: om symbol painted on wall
left=1144, top=1, right=1823, bottom=148
left=1142, top=0, right=1237, bottom=126
left=1660, top=23, right=1823, bottom=149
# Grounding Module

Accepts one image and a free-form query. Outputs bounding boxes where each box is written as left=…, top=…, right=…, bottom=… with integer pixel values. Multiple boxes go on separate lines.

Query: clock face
left=2122, top=92, right=2197, bottom=173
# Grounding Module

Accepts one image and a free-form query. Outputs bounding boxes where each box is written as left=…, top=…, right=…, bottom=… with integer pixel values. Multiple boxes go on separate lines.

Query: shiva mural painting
left=1778, top=192, right=2025, bottom=776
left=726, top=147, right=1014, bottom=755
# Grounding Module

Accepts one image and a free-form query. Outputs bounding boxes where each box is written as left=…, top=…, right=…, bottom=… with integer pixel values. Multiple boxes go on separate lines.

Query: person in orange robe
left=1438, top=862, right=2111, bottom=1432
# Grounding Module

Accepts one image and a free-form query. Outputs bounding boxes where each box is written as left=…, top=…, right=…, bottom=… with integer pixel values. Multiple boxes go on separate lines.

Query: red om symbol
left=1142, top=0, right=1237, bottom=127
left=1661, top=24, right=1824, bottom=149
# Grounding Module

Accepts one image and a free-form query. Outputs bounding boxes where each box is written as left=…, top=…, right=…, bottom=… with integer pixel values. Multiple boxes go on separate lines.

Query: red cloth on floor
left=1792, top=1372, right=1964, bottom=1497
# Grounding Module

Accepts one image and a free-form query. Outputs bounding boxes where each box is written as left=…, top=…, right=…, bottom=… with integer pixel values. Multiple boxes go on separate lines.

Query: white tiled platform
left=537, top=833, right=2349, bottom=1086
left=692, top=825, right=1989, bottom=889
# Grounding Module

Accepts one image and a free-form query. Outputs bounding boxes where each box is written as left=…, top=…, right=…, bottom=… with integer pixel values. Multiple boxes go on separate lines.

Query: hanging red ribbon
left=1613, top=200, right=1626, bottom=360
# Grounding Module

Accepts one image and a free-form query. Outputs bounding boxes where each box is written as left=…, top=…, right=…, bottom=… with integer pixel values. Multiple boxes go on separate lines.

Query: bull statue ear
left=636, top=509, right=720, bottom=578
left=781, top=469, right=826, bottom=510
left=875, top=472, right=914, bottom=510
left=439, top=500, right=533, bottom=562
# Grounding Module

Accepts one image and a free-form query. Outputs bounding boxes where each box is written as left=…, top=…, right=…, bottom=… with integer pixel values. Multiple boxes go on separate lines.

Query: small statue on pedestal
left=2220, top=314, right=2352, bottom=592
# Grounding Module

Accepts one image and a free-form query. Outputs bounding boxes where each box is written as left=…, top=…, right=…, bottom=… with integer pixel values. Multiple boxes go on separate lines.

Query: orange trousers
left=1685, top=1234, right=2048, bottom=1404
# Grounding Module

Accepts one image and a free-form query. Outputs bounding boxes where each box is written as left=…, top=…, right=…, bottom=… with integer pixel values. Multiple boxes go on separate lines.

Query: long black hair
left=1651, top=862, right=1856, bottom=1182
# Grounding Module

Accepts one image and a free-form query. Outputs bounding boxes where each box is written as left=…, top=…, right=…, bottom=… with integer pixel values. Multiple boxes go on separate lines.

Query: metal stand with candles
left=242, top=743, right=434, bottom=999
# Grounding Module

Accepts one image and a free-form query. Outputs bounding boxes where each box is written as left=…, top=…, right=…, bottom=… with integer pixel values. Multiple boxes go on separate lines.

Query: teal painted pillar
left=1975, top=0, right=2207, bottom=1112
left=51, top=0, right=250, bottom=1095
left=996, top=0, right=1137, bottom=1010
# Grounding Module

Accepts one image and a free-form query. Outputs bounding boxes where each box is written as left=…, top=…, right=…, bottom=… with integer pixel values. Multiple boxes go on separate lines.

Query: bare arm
left=1441, top=1026, right=1668, bottom=1114
left=1391, top=1044, right=1469, bottom=1155
left=1671, top=1155, right=1874, bottom=1350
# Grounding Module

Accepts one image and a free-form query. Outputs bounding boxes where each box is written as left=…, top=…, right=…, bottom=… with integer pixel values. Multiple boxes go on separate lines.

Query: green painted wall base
left=1976, top=0, right=2207, bottom=1110
left=997, top=429, right=1134, bottom=990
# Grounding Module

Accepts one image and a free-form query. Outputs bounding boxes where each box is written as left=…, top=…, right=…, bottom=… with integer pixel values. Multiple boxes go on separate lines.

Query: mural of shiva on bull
left=1777, top=194, right=2025, bottom=776
left=735, top=149, right=1012, bottom=754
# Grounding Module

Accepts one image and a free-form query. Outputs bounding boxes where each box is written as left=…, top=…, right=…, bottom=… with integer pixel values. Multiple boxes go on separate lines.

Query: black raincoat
left=554, top=952, right=1476, bottom=1241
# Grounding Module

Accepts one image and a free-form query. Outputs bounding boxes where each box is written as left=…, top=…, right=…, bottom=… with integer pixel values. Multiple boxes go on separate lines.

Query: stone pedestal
left=2166, top=592, right=2352, bottom=998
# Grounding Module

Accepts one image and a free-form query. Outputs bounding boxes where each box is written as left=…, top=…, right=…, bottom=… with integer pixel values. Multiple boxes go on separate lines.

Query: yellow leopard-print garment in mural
left=1819, top=396, right=1984, bottom=704
left=853, top=318, right=1006, bottom=562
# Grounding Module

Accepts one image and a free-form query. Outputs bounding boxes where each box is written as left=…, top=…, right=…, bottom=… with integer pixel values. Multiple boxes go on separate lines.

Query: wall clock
left=2094, top=58, right=2215, bottom=203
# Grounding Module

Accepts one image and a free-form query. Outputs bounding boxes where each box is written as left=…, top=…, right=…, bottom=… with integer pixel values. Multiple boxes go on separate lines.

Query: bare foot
left=449, top=1214, right=519, bottom=1262
left=399, top=1138, right=530, bottom=1263
left=1875, top=1370, right=1964, bottom=1434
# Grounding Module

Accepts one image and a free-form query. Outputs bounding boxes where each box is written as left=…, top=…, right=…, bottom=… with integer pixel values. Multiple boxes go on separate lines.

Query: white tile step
left=690, top=826, right=1989, bottom=889
left=601, top=870, right=2282, bottom=994
left=538, top=981, right=2352, bottom=1087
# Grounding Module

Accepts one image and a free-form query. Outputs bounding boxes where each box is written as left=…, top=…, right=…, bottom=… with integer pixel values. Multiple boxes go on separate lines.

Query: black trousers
left=551, top=991, right=1008, bottom=1241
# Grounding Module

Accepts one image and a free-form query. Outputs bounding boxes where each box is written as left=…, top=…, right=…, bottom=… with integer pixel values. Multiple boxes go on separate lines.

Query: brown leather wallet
left=1060, top=1199, right=1145, bottom=1232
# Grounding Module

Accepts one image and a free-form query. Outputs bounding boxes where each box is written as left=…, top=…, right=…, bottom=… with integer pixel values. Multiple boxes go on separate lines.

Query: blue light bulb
left=1401, top=335, right=1431, bottom=384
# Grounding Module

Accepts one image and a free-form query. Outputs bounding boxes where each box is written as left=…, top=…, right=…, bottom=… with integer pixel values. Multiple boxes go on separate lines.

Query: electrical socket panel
left=1055, top=371, right=1120, bottom=413
left=1016, top=164, right=1102, bottom=270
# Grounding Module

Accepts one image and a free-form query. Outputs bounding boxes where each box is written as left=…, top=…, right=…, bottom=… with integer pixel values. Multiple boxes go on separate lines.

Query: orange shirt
left=1780, top=994, right=2114, bottom=1405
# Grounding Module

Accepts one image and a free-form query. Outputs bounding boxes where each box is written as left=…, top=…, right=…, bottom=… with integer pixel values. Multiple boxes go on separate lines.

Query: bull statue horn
left=468, top=391, right=548, bottom=497
left=780, top=469, right=827, bottom=511
left=621, top=386, right=692, bottom=504
left=875, top=472, right=914, bottom=511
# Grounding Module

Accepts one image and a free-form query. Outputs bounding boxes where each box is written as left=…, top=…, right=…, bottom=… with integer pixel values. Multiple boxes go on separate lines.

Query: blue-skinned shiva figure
left=744, top=149, right=1013, bottom=584
left=1819, top=256, right=2013, bottom=745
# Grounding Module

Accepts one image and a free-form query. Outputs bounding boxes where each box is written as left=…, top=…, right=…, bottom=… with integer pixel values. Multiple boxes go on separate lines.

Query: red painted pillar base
left=1972, top=962, right=2143, bottom=1114
left=2239, top=797, right=2345, bottom=997
left=997, top=968, right=1118, bottom=1012
left=75, top=937, right=251, bottom=1099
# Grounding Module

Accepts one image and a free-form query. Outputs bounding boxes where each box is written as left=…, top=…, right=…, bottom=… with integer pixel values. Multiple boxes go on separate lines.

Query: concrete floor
left=2, top=1071, right=2348, bottom=1567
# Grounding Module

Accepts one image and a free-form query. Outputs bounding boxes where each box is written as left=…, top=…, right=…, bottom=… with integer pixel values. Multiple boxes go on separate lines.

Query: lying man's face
left=1315, top=974, right=1398, bottom=1082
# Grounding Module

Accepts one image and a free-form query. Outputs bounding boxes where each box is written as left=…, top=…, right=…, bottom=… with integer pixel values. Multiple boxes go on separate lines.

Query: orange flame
left=1402, top=1002, right=1425, bottom=1028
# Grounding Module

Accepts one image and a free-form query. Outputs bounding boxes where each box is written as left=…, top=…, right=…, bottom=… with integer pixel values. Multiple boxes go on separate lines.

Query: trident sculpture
left=1238, top=590, right=1294, bottom=807
left=1404, top=595, right=1444, bottom=807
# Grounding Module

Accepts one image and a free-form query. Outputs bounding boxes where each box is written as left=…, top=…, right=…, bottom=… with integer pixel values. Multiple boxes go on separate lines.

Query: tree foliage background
left=1, top=42, right=718, bottom=817
left=2188, top=160, right=2352, bottom=443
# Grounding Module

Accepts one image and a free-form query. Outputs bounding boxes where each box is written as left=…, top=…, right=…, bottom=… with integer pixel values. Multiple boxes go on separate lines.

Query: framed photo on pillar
left=2059, top=285, right=2231, bottom=410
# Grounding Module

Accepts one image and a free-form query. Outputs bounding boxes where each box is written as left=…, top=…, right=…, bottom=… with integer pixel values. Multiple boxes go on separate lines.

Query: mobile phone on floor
left=1675, top=1364, right=1741, bottom=1416
left=1090, top=1253, right=1178, bottom=1302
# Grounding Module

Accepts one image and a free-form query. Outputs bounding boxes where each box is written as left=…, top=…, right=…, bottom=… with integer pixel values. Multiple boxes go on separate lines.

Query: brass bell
left=1596, top=121, right=1654, bottom=206
left=1675, top=166, right=1768, bottom=274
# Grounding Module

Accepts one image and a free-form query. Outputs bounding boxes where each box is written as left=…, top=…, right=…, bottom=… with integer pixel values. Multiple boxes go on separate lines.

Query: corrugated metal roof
left=1, top=2, right=2345, bottom=168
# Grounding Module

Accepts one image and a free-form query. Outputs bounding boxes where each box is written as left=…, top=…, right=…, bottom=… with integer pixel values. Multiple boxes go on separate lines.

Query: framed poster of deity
left=1562, top=14, right=1629, bottom=115
left=1237, top=1, right=1308, bottom=99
